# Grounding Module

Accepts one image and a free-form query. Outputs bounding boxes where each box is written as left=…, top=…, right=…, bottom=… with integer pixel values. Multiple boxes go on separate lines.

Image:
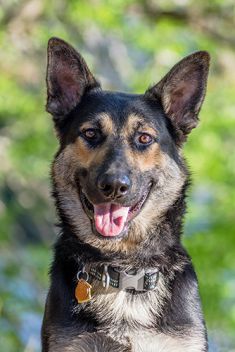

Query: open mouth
left=80, top=185, right=152, bottom=238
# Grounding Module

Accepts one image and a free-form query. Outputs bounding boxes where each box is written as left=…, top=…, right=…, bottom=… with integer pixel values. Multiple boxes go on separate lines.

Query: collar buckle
left=119, top=269, right=146, bottom=291
left=102, top=265, right=110, bottom=290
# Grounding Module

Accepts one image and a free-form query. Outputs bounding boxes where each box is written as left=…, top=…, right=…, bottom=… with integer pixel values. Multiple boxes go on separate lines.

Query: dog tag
left=75, top=279, right=92, bottom=303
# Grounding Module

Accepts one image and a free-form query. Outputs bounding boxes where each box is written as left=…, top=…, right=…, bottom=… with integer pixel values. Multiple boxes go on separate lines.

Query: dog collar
left=75, top=264, right=159, bottom=303
left=77, top=264, right=159, bottom=291
left=89, top=264, right=159, bottom=291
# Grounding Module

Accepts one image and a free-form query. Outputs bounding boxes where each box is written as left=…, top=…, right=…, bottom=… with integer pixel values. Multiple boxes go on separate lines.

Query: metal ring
left=77, top=270, right=89, bottom=281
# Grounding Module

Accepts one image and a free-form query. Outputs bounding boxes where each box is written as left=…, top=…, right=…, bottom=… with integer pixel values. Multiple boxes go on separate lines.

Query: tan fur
left=72, top=274, right=172, bottom=350
left=80, top=113, right=114, bottom=135
left=124, top=144, right=163, bottom=172
left=99, top=113, right=114, bottom=135
left=53, top=149, right=137, bottom=253
left=127, top=152, right=186, bottom=244
left=123, top=114, right=157, bottom=138
left=52, top=135, right=186, bottom=254
left=74, top=139, right=108, bottom=168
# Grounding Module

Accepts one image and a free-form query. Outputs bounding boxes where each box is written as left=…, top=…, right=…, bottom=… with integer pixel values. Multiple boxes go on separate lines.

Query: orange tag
left=75, top=279, right=92, bottom=303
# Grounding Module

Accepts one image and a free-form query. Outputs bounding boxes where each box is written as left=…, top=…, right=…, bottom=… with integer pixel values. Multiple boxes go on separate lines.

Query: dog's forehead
left=77, top=90, right=165, bottom=132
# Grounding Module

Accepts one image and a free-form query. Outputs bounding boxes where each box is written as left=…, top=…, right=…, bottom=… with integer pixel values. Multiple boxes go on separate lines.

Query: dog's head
left=46, top=38, right=209, bottom=252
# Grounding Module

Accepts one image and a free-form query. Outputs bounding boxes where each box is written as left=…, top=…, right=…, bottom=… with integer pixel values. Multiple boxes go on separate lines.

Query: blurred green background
left=0, top=0, right=235, bottom=351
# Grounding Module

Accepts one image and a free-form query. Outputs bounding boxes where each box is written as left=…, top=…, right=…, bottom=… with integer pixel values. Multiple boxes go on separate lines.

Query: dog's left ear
left=46, top=37, right=100, bottom=120
left=145, top=51, right=210, bottom=143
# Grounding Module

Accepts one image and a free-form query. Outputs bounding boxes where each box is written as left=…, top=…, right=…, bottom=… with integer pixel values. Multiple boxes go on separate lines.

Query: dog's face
left=46, top=38, right=209, bottom=252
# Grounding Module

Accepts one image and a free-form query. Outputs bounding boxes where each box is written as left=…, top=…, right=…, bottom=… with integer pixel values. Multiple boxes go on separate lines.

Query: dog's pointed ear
left=46, top=37, right=100, bottom=119
left=145, top=51, right=210, bottom=143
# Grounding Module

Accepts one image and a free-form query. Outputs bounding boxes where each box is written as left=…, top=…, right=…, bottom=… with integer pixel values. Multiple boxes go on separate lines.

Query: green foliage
left=0, top=1, right=235, bottom=351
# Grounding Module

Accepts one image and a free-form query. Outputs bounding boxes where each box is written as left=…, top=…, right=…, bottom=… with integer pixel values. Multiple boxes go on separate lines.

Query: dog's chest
left=83, top=279, right=168, bottom=331
left=90, top=290, right=157, bottom=327
left=81, top=286, right=206, bottom=351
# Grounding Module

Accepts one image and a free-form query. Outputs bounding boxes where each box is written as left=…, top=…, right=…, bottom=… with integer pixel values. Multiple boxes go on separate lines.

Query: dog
left=41, top=37, right=210, bottom=352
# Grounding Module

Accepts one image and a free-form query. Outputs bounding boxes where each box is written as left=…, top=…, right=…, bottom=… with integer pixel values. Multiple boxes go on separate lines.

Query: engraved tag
left=75, top=279, right=92, bottom=303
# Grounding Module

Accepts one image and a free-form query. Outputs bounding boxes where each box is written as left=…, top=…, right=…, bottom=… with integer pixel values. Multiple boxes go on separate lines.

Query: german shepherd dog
left=42, top=37, right=210, bottom=352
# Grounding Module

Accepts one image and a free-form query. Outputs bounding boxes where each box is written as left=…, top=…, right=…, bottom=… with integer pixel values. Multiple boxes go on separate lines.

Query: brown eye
left=138, top=133, right=153, bottom=145
left=83, top=129, right=97, bottom=140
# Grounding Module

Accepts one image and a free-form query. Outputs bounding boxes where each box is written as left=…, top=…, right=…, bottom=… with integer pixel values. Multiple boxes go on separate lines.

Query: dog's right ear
left=46, top=37, right=100, bottom=121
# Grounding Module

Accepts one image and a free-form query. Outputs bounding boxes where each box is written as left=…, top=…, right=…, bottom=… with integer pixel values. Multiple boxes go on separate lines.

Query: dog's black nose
left=97, top=174, right=131, bottom=199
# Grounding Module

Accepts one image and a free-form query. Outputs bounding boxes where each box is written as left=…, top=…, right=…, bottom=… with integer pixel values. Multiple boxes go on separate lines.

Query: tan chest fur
left=84, top=274, right=169, bottom=330
left=80, top=280, right=205, bottom=352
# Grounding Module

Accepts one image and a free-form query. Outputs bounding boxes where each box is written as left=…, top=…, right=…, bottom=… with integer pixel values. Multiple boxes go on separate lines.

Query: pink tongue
left=94, top=203, right=130, bottom=237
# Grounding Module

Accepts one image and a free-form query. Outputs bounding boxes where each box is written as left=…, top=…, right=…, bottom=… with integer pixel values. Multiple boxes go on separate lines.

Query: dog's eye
left=138, top=133, right=153, bottom=145
left=83, top=129, right=98, bottom=140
